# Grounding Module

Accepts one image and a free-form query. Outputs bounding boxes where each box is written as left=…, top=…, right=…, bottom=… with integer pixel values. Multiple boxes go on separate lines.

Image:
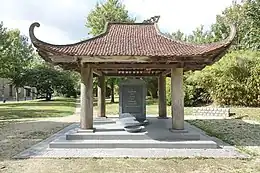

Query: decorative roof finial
left=143, top=16, right=160, bottom=23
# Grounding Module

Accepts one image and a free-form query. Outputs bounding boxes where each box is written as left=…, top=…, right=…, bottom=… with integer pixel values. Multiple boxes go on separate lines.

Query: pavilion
left=29, top=16, right=236, bottom=132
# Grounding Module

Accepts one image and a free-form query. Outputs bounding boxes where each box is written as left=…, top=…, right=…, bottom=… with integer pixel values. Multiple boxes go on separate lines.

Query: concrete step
left=49, top=139, right=218, bottom=149
left=66, top=132, right=201, bottom=140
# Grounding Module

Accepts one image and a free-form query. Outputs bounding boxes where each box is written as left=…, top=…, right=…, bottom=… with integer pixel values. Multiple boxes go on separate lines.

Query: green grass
left=94, top=97, right=192, bottom=115
left=230, top=107, right=260, bottom=121
left=187, top=118, right=260, bottom=156
left=0, top=97, right=76, bottom=120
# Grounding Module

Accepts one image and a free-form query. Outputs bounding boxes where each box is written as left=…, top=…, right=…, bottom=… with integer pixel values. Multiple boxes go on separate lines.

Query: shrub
left=197, top=50, right=260, bottom=106
left=166, top=73, right=210, bottom=106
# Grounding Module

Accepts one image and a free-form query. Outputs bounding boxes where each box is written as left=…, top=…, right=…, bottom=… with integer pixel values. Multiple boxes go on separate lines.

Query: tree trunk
left=46, top=93, right=52, bottom=101
left=149, top=89, right=158, bottom=99
left=152, top=89, right=158, bottom=99
left=110, top=80, right=115, bottom=103
left=15, top=87, right=19, bottom=101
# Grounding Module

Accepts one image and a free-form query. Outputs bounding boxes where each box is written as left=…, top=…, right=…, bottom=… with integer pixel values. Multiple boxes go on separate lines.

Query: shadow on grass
left=187, top=119, right=260, bottom=148
left=0, top=120, right=72, bottom=161
left=0, top=98, right=77, bottom=107
left=0, top=102, right=76, bottom=107
left=0, top=109, right=73, bottom=120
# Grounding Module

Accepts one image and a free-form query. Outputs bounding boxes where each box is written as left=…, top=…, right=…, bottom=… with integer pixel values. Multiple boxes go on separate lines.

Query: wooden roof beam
left=93, top=69, right=102, bottom=76
left=105, top=73, right=158, bottom=77
left=161, top=70, right=171, bottom=76
left=89, top=63, right=178, bottom=69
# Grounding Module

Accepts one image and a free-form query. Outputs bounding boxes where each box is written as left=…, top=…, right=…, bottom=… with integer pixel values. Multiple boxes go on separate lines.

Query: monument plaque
left=119, top=79, right=146, bottom=121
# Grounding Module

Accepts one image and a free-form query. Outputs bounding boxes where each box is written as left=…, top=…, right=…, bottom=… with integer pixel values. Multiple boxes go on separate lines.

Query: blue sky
left=1, top=0, right=234, bottom=44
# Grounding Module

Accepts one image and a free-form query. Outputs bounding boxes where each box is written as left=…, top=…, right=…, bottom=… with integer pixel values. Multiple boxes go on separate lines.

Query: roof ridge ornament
left=143, top=16, right=160, bottom=23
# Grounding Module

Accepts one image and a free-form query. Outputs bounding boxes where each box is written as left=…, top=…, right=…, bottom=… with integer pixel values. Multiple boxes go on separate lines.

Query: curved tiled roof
left=29, top=22, right=236, bottom=57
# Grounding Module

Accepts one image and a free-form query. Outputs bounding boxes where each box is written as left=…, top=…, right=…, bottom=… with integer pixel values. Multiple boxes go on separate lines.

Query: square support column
left=97, top=75, right=106, bottom=117
left=80, top=65, right=94, bottom=129
left=158, top=74, right=167, bottom=118
left=171, top=68, right=184, bottom=130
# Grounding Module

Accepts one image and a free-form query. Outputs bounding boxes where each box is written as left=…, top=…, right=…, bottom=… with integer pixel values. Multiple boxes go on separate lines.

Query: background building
left=0, top=78, right=36, bottom=102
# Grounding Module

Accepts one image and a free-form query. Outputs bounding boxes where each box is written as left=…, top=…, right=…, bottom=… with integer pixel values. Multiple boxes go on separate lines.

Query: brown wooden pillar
left=158, top=74, right=167, bottom=118
left=171, top=68, right=184, bottom=130
left=80, top=65, right=93, bottom=129
left=97, top=75, right=106, bottom=117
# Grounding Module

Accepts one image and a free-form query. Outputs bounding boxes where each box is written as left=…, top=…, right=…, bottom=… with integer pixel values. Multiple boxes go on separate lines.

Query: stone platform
left=14, top=117, right=248, bottom=158
left=49, top=117, right=217, bottom=149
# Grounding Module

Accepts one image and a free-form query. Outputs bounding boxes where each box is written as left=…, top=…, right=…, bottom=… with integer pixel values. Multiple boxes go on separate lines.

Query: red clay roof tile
left=29, top=22, right=235, bottom=57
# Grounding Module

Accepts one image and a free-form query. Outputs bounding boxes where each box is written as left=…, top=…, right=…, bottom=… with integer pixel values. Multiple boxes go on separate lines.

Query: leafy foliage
left=86, top=0, right=134, bottom=36
left=166, top=74, right=211, bottom=107
left=166, top=51, right=260, bottom=107
left=242, top=0, right=260, bottom=50
left=196, top=51, right=260, bottom=106
left=0, top=23, right=34, bottom=100
left=23, top=65, right=79, bottom=100
left=0, top=29, right=33, bottom=79
left=210, top=0, right=260, bottom=50
left=144, top=77, right=158, bottom=99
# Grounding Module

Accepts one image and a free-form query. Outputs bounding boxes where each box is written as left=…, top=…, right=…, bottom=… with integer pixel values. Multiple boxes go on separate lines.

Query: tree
left=56, top=70, right=80, bottom=98
left=23, top=65, right=79, bottom=101
left=210, top=0, right=260, bottom=50
left=188, top=25, right=214, bottom=43
left=171, top=30, right=186, bottom=41
left=242, top=0, right=260, bottom=50
left=86, top=0, right=135, bottom=103
left=211, top=1, right=245, bottom=49
left=143, top=77, right=158, bottom=99
left=86, top=0, right=134, bottom=36
left=0, top=27, right=34, bottom=101
left=106, top=78, right=118, bottom=103
left=0, top=22, right=8, bottom=60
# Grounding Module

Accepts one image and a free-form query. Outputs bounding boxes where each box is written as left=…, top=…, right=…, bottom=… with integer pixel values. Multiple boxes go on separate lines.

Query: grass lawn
left=96, top=97, right=193, bottom=115
left=0, top=97, right=76, bottom=120
left=187, top=118, right=260, bottom=156
left=230, top=107, right=260, bottom=121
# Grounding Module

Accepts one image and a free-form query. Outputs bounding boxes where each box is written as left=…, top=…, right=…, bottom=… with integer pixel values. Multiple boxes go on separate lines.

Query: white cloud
left=123, top=0, right=233, bottom=34
left=1, top=0, right=95, bottom=44
left=3, top=20, right=73, bottom=44
left=1, top=0, right=234, bottom=44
